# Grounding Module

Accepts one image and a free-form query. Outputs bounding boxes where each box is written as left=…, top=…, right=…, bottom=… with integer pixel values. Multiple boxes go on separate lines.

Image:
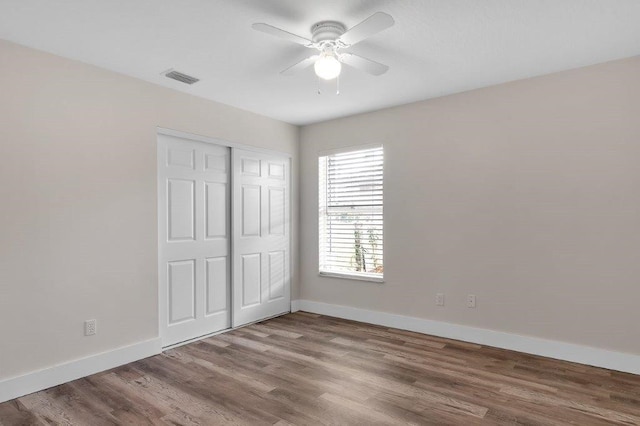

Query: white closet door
left=158, top=134, right=230, bottom=347
left=232, top=149, right=291, bottom=327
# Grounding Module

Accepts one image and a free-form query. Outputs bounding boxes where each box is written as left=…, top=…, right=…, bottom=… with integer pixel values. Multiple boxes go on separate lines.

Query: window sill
left=318, top=271, right=384, bottom=283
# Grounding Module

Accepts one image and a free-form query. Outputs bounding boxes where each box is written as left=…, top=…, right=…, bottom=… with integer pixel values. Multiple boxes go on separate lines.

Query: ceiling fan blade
left=338, top=12, right=394, bottom=46
left=281, top=55, right=319, bottom=76
left=340, top=53, right=389, bottom=76
left=252, top=23, right=313, bottom=46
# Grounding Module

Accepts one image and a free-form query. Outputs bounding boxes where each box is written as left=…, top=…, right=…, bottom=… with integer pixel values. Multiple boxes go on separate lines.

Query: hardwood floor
left=1, top=312, right=639, bottom=425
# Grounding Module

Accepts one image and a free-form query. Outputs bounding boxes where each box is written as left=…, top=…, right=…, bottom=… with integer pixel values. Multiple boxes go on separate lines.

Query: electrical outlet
left=436, top=293, right=445, bottom=306
left=467, top=294, right=476, bottom=308
left=84, top=319, right=97, bottom=336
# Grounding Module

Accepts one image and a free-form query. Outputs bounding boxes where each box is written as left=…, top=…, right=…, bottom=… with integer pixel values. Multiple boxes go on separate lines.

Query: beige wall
left=0, top=39, right=299, bottom=380
left=300, top=56, right=640, bottom=355
left=2, top=35, right=639, bottom=383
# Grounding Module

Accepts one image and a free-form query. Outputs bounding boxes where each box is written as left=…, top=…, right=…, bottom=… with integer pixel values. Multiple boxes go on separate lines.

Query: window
left=319, top=146, right=383, bottom=281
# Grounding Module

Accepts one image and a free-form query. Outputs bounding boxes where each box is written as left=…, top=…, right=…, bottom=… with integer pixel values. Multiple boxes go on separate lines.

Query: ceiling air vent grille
left=164, top=70, right=200, bottom=85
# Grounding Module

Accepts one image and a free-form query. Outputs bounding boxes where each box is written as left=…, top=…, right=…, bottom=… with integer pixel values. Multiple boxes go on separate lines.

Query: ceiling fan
left=252, top=12, right=394, bottom=82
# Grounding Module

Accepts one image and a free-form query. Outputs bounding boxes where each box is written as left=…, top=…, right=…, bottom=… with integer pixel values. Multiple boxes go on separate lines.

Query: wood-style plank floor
left=1, top=312, right=639, bottom=425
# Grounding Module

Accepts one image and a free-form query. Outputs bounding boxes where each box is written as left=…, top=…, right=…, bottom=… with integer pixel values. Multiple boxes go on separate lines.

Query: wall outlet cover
left=467, top=295, right=476, bottom=308
left=84, top=319, right=97, bottom=336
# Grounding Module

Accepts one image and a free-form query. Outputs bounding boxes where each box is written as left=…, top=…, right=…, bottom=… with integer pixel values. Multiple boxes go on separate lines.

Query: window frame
left=318, top=144, right=384, bottom=283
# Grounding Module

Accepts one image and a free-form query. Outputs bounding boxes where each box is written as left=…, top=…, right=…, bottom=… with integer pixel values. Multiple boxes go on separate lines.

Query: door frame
left=156, top=127, right=292, bottom=348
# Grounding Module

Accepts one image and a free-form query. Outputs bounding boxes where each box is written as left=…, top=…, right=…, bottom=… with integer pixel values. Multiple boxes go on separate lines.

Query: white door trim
left=157, top=127, right=292, bottom=158
left=157, top=128, right=292, bottom=348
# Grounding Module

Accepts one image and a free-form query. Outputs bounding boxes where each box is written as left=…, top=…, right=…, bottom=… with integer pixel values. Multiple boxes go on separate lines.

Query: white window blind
left=319, top=146, right=383, bottom=280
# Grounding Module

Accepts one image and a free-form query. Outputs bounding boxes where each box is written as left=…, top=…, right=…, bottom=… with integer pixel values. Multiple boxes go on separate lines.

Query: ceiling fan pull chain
left=336, top=75, right=340, bottom=95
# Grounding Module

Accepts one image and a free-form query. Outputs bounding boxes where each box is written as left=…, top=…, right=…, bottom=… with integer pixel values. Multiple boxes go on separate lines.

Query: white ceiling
left=1, top=1, right=640, bottom=125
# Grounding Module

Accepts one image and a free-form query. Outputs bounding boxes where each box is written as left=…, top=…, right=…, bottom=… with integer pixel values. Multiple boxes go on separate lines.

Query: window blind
left=319, top=146, right=383, bottom=279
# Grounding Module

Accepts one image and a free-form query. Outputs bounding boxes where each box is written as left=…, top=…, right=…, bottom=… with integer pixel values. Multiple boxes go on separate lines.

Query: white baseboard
left=296, top=300, right=640, bottom=376
left=0, top=338, right=162, bottom=403
left=2, top=303, right=636, bottom=405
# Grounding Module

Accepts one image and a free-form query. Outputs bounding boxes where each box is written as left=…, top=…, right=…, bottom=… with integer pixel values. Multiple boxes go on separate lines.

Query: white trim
left=318, top=143, right=383, bottom=157
left=157, top=127, right=292, bottom=158
left=162, top=328, right=231, bottom=351
left=163, top=311, right=291, bottom=351
left=291, top=300, right=301, bottom=312
left=157, top=130, right=293, bottom=346
left=318, top=271, right=384, bottom=283
left=0, top=338, right=162, bottom=403
left=296, top=300, right=640, bottom=376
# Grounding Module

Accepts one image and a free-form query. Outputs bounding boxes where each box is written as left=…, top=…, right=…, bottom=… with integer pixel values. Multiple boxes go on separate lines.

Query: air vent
left=164, top=70, right=200, bottom=85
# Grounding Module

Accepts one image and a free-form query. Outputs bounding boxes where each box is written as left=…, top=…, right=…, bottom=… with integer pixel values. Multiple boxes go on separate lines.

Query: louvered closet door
left=232, top=149, right=291, bottom=327
left=158, top=134, right=230, bottom=347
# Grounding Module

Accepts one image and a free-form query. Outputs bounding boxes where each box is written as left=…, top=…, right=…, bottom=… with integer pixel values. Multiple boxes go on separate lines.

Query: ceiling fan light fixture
left=314, top=53, right=341, bottom=80
left=253, top=12, right=394, bottom=84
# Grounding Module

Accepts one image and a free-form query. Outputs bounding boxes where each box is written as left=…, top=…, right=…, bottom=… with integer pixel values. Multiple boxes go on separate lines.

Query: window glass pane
left=319, top=146, right=383, bottom=279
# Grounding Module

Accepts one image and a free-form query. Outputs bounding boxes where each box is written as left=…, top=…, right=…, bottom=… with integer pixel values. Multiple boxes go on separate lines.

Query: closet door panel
left=158, top=134, right=231, bottom=347
left=232, top=149, right=291, bottom=327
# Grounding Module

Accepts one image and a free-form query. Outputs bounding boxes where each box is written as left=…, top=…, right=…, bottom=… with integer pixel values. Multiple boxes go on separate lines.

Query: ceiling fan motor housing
left=252, top=12, right=393, bottom=79
left=311, top=21, right=346, bottom=43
